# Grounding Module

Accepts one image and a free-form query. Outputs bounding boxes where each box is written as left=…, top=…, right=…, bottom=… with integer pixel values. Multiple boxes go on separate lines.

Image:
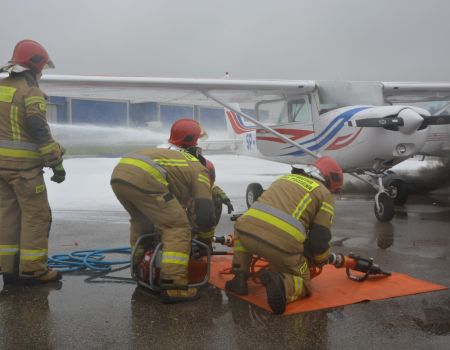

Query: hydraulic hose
left=48, top=246, right=131, bottom=273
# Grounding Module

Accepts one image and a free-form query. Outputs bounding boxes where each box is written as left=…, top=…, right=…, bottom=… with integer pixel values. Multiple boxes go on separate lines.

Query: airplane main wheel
left=374, top=192, right=395, bottom=222
left=389, top=180, right=409, bottom=206
left=246, top=183, right=264, bottom=208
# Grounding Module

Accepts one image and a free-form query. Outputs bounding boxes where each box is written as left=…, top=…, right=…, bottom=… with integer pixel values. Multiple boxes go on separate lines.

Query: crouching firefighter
left=187, top=159, right=234, bottom=249
left=110, top=146, right=215, bottom=303
left=0, top=40, right=65, bottom=285
left=225, top=156, right=343, bottom=314
left=166, top=119, right=233, bottom=248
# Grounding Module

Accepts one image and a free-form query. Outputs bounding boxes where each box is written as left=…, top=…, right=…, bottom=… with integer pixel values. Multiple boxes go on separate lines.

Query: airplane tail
left=223, top=104, right=259, bottom=156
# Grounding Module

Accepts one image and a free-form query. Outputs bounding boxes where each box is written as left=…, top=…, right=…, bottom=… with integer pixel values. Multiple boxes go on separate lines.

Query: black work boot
left=225, top=271, right=249, bottom=295
left=22, top=269, right=62, bottom=286
left=1, top=260, right=20, bottom=285
left=2, top=273, right=20, bottom=285
left=259, top=270, right=286, bottom=315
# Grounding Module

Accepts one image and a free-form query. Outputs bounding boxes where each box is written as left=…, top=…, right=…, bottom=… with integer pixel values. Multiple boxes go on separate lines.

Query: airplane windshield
left=256, top=96, right=312, bottom=125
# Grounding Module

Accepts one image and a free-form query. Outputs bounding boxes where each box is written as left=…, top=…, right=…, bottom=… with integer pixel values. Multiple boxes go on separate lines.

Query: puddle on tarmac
left=413, top=307, right=450, bottom=336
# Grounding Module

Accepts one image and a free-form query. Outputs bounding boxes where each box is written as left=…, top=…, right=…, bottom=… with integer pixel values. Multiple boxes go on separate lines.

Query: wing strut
left=202, top=91, right=319, bottom=160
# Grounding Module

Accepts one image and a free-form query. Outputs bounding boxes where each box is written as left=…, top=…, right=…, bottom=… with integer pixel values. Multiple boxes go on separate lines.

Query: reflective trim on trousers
left=130, top=244, right=144, bottom=256
left=233, top=239, right=248, bottom=253
left=291, top=275, right=304, bottom=302
left=0, top=245, right=19, bottom=255
left=161, top=251, right=189, bottom=266
left=20, top=249, right=48, bottom=261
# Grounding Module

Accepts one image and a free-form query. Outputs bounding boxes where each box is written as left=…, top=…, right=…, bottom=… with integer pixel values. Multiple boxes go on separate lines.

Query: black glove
left=51, top=163, right=66, bottom=183
left=223, top=199, right=234, bottom=214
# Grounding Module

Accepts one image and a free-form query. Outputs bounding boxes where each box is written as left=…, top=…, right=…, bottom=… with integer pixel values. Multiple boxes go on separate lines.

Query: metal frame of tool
left=130, top=233, right=211, bottom=292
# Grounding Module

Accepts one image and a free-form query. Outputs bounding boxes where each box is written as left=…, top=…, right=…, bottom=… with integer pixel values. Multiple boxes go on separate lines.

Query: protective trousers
left=232, top=229, right=312, bottom=303
left=111, top=182, right=191, bottom=287
left=0, top=168, right=51, bottom=275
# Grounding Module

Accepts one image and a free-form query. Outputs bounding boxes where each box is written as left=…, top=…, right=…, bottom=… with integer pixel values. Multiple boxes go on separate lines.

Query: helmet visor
left=43, top=58, right=55, bottom=70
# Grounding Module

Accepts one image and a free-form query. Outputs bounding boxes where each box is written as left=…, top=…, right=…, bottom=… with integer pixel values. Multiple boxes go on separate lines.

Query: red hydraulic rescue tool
left=213, top=235, right=391, bottom=282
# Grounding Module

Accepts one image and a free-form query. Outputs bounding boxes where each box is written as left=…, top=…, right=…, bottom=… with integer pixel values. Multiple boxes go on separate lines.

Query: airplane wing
left=40, top=75, right=315, bottom=104
left=383, top=82, right=450, bottom=103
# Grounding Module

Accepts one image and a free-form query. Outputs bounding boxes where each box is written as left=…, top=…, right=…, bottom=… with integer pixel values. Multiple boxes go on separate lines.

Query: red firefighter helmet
left=168, top=118, right=206, bottom=148
left=10, top=40, right=55, bottom=73
left=205, top=159, right=216, bottom=185
left=292, top=156, right=343, bottom=193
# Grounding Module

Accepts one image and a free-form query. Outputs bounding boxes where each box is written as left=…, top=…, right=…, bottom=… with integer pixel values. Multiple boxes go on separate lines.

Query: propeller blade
left=347, top=117, right=404, bottom=129
left=420, top=114, right=450, bottom=128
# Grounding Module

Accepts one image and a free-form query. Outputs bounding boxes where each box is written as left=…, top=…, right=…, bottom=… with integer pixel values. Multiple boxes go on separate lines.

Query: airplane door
left=255, top=96, right=316, bottom=158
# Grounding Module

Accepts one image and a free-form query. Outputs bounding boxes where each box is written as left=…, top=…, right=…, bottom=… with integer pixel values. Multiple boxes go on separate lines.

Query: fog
left=2, top=0, right=450, bottom=81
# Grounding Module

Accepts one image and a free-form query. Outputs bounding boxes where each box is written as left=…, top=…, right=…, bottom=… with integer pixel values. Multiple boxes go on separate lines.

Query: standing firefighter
left=111, top=122, right=215, bottom=303
left=225, top=156, right=343, bottom=314
left=0, top=40, right=65, bottom=285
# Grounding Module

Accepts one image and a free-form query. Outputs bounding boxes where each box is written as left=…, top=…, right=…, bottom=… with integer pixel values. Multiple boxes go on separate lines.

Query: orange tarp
left=209, top=255, right=448, bottom=315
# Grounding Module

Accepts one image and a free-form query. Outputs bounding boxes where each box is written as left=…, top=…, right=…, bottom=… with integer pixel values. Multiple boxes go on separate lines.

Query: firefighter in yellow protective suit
left=111, top=122, right=215, bottom=303
left=166, top=119, right=234, bottom=247
left=225, top=156, right=343, bottom=314
left=187, top=158, right=234, bottom=247
left=0, top=40, right=65, bottom=285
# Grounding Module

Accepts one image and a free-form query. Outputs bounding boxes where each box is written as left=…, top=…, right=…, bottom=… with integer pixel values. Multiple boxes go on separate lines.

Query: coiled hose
left=48, top=247, right=131, bottom=273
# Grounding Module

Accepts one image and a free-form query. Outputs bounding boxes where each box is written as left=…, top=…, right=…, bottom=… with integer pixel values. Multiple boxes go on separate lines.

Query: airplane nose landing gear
left=374, top=176, right=395, bottom=222
left=374, top=191, right=395, bottom=222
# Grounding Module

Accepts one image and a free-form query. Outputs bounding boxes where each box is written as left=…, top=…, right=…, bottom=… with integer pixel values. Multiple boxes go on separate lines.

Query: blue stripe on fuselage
left=281, top=106, right=370, bottom=156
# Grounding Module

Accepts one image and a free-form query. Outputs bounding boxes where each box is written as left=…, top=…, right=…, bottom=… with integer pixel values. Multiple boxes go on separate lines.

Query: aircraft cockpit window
left=289, top=97, right=312, bottom=124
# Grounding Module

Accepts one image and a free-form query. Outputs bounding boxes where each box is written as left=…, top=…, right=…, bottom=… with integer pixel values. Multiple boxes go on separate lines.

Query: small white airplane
left=38, top=75, right=450, bottom=222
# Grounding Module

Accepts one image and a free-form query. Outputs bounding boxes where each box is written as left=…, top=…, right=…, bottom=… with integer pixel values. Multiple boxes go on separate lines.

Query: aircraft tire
left=389, top=180, right=409, bottom=206
left=246, top=183, right=264, bottom=208
left=374, top=192, right=395, bottom=222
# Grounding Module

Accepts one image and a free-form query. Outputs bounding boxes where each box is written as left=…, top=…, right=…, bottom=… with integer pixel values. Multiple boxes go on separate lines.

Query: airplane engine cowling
left=398, top=108, right=424, bottom=135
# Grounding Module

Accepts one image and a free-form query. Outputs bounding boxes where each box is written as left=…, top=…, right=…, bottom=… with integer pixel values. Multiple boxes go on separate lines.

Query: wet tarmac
left=1, top=194, right=449, bottom=350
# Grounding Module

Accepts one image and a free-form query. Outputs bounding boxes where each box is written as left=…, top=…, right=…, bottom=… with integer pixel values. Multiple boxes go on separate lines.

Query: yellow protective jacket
left=235, top=174, right=335, bottom=259
left=0, top=72, right=64, bottom=170
left=111, top=148, right=213, bottom=204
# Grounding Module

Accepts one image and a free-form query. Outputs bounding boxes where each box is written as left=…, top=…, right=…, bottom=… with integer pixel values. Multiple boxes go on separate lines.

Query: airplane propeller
left=347, top=109, right=450, bottom=134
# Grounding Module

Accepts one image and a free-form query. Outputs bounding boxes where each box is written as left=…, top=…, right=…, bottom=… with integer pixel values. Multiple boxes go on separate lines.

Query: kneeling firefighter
left=111, top=120, right=215, bottom=303
left=225, top=156, right=343, bottom=314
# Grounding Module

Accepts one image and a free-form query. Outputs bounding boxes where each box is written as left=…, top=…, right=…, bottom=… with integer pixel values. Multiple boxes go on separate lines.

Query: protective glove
left=223, top=198, right=234, bottom=214
left=51, top=163, right=66, bottom=183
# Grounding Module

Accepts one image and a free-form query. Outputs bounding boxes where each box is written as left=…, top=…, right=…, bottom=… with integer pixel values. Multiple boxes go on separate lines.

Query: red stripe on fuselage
left=325, top=129, right=363, bottom=150
left=226, top=111, right=251, bottom=134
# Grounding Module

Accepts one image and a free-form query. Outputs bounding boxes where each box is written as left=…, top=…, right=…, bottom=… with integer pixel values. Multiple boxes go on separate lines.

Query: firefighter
left=187, top=158, right=234, bottom=249
left=225, top=156, right=343, bottom=314
left=0, top=40, right=65, bottom=285
left=110, top=125, right=215, bottom=303
left=167, top=119, right=234, bottom=245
